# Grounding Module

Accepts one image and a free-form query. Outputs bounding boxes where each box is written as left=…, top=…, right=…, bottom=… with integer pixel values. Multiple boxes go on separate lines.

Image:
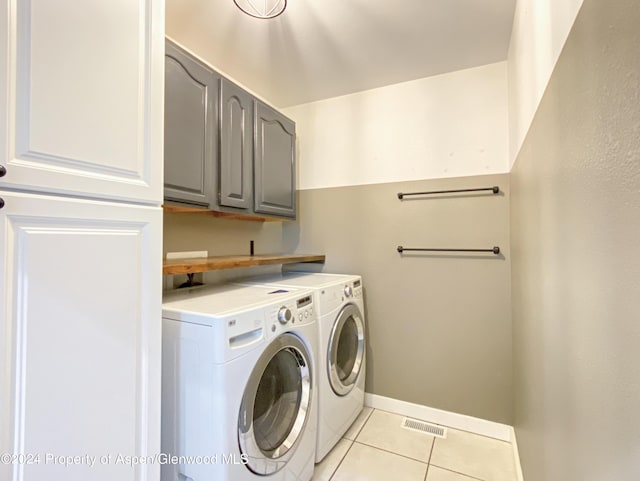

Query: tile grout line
left=423, top=437, right=435, bottom=481
left=327, top=438, right=356, bottom=481
left=353, top=439, right=431, bottom=466
left=328, top=408, right=375, bottom=481
left=344, top=406, right=375, bottom=442
left=428, top=462, right=486, bottom=481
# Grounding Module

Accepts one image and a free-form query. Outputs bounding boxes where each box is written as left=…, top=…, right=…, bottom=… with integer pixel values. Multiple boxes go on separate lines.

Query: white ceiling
left=166, top=0, right=516, bottom=108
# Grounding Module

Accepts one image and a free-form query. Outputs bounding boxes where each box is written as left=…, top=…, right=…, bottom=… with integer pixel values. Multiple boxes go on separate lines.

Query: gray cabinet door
left=164, top=41, right=218, bottom=207
left=219, top=79, right=253, bottom=210
left=254, top=102, right=296, bottom=218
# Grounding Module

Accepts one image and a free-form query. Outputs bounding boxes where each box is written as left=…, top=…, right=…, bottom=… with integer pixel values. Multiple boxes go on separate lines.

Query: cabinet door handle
left=0, top=165, right=6, bottom=177
left=0, top=197, right=4, bottom=209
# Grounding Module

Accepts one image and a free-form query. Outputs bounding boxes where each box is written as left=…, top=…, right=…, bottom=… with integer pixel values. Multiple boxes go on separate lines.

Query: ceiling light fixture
left=234, top=0, right=287, bottom=19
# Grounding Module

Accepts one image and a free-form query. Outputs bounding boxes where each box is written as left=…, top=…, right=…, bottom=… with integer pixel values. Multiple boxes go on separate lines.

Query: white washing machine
left=236, top=273, right=365, bottom=463
left=161, top=283, right=318, bottom=481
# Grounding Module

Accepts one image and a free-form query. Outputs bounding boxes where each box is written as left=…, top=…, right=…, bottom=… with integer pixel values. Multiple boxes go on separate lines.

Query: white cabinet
left=0, top=192, right=162, bottom=481
left=0, top=0, right=164, bottom=204
left=0, top=1, right=163, bottom=480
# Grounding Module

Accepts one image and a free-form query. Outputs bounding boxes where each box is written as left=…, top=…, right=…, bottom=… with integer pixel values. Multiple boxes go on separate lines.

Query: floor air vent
left=401, top=418, right=447, bottom=438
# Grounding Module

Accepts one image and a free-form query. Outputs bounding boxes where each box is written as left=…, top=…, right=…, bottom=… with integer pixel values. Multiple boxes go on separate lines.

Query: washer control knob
left=278, top=307, right=292, bottom=324
left=0, top=165, right=6, bottom=177
left=344, top=285, right=353, bottom=298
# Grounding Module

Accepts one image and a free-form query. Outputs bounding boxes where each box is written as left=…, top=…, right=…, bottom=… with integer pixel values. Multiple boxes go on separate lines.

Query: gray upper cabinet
left=164, top=40, right=296, bottom=219
left=164, top=41, right=218, bottom=207
left=219, top=79, right=253, bottom=210
left=254, top=102, right=296, bottom=218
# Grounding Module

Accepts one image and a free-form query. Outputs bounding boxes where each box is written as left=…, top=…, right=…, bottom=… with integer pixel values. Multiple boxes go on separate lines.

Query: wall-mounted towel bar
left=397, top=186, right=499, bottom=199
left=397, top=246, right=501, bottom=255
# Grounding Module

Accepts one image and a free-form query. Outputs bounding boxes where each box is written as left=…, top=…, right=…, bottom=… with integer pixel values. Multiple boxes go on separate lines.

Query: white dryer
left=236, top=273, right=365, bottom=463
left=161, top=283, right=318, bottom=481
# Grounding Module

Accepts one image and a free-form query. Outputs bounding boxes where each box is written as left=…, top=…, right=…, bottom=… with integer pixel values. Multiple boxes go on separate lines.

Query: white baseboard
left=364, top=393, right=512, bottom=442
left=510, top=426, right=525, bottom=481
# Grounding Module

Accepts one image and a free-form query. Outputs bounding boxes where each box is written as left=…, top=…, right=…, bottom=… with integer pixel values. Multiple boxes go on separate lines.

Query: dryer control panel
left=353, top=279, right=363, bottom=299
left=342, top=279, right=363, bottom=300
left=319, top=277, right=365, bottom=313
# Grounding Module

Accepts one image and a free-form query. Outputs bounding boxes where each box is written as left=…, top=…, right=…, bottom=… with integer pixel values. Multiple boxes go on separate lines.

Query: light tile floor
left=312, top=407, right=517, bottom=481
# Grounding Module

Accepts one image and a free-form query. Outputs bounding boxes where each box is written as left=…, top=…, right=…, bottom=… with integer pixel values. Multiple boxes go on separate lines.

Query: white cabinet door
left=0, top=0, right=164, bottom=204
left=0, top=191, right=162, bottom=481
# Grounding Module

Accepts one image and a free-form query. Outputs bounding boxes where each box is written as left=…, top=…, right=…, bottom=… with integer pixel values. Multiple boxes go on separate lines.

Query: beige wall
left=283, top=174, right=513, bottom=424
left=510, top=0, right=640, bottom=479
left=164, top=212, right=284, bottom=257
left=163, top=212, right=288, bottom=285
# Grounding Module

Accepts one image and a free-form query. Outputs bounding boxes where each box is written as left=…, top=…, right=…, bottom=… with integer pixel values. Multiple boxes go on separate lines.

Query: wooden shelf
left=163, top=254, right=326, bottom=275
left=162, top=204, right=286, bottom=222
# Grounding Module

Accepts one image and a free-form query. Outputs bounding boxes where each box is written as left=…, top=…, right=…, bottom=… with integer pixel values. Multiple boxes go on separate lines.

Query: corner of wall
left=507, top=0, right=585, bottom=169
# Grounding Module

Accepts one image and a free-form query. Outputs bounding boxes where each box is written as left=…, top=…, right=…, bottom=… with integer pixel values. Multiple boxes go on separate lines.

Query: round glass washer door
left=238, top=333, right=312, bottom=475
left=327, top=303, right=365, bottom=396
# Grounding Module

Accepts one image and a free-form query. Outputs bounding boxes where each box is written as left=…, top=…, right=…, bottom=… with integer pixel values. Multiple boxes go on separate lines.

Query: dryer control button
left=278, top=307, right=292, bottom=324
left=299, top=313, right=303, bottom=321
left=304, top=310, right=309, bottom=318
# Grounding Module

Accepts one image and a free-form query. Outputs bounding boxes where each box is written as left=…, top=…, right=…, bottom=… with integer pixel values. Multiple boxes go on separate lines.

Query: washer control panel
left=277, top=306, right=292, bottom=324
left=266, top=293, right=314, bottom=334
